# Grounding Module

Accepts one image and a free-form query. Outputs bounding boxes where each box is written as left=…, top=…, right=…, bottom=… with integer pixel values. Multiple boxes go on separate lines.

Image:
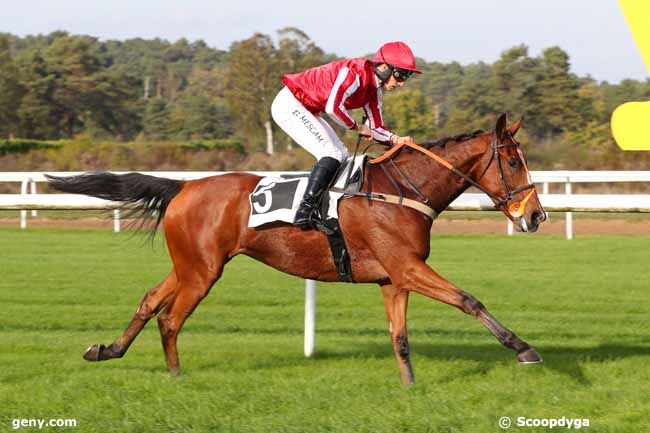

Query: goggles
left=392, top=67, right=413, bottom=82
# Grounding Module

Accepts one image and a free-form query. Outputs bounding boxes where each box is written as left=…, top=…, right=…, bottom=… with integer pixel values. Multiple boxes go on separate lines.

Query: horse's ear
left=495, top=113, right=508, bottom=141
left=509, top=117, right=523, bottom=137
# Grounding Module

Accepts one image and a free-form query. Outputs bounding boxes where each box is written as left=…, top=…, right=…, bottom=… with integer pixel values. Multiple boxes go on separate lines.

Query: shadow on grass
left=313, top=342, right=650, bottom=384
left=70, top=341, right=650, bottom=387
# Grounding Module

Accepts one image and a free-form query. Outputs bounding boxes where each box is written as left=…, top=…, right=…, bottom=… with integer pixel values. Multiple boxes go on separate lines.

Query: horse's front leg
left=381, top=284, right=414, bottom=385
left=393, top=257, right=542, bottom=364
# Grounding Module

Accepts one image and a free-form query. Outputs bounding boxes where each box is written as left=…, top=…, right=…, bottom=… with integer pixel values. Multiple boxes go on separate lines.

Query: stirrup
left=294, top=206, right=318, bottom=230
left=294, top=218, right=315, bottom=230
left=313, top=219, right=336, bottom=236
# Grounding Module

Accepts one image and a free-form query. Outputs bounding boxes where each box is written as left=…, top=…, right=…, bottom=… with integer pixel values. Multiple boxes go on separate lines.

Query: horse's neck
left=390, top=137, right=489, bottom=212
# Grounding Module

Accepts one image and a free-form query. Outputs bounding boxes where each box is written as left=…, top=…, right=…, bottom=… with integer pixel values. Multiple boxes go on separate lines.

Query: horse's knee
left=134, top=304, right=155, bottom=321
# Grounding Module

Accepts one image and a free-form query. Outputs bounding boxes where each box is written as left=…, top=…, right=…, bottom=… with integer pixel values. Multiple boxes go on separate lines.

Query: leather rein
left=354, top=133, right=536, bottom=220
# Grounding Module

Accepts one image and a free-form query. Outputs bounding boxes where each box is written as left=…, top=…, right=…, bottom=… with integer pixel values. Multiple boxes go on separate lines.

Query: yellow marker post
left=612, top=0, right=650, bottom=150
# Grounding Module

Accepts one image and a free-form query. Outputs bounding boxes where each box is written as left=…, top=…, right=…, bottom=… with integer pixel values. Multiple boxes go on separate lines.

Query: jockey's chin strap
left=369, top=133, right=536, bottom=219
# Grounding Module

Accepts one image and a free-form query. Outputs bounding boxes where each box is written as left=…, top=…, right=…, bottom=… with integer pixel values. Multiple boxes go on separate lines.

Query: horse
left=46, top=113, right=547, bottom=385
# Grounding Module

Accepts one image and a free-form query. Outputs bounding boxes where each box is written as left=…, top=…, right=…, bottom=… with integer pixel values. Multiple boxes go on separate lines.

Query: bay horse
left=47, top=113, right=547, bottom=385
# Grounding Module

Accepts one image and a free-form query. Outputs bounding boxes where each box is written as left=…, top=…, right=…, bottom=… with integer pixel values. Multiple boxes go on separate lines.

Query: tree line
left=0, top=29, right=649, bottom=169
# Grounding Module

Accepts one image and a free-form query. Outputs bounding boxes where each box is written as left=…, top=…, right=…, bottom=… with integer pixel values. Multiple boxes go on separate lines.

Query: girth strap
left=317, top=218, right=354, bottom=282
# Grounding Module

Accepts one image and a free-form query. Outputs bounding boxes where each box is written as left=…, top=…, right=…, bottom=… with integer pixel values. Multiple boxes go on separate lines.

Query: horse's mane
left=421, top=129, right=486, bottom=149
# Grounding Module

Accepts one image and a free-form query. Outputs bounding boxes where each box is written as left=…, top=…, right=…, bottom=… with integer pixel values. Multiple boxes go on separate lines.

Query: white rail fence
left=2, top=171, right=650, bottom=238
left=2, top=171, right=649, bottom=357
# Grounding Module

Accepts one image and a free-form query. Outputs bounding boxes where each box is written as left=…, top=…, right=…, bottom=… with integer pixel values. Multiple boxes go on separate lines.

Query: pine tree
left=225, top=33, right=282, bottom=154
left=0, top=36, right=24, bottom=138
left=490, top=45, right=539, bottom=126
left=43, top=35, right=103, bottom=136
left=143, top=98, right=170, bottom=139
left=15, top=50, right=60, bottom=139
left=533, top=46, right=581, bottom=137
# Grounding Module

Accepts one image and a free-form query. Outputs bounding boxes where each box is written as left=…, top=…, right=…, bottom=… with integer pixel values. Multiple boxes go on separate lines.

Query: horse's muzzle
left=519, top=210, right=546, bottom=233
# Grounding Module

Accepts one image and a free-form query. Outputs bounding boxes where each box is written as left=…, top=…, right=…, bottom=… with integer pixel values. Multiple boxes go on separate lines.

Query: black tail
left=45, top=172, right=183, bottom=234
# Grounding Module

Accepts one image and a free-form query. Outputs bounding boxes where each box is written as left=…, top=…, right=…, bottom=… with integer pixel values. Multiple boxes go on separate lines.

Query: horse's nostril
left=531, top=211, right=544, bottom=225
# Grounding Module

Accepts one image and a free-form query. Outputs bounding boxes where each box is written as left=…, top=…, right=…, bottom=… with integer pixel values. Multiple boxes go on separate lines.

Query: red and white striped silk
left=325, top=67, right=359, bottom=129
left=363, top=90, right=392, bottom=142
left=282, top=58, right=394, bottom=143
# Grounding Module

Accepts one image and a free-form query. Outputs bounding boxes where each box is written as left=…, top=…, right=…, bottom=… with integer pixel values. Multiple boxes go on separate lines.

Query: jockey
left=271, top=41, right=421, bottom=230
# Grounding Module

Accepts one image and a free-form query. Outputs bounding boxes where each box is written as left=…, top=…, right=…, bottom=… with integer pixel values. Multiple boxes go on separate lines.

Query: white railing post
left=30, top=180, right=38, bottom=217
left=113, top=209, right=121, bottom=233
left=543, top=182, right=550, bottom=222
left=20, top=179, right=28, bottom=229
left=304, top=279, right=316, bottom=357
left=565, top=179, right=573, bottom=240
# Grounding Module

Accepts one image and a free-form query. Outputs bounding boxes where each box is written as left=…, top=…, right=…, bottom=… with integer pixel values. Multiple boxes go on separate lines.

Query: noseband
left=369, top=133, right=536, bottom=219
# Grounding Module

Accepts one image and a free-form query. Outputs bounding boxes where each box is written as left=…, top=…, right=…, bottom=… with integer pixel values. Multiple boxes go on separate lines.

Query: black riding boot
left=294, top=157, right=341, bottom=230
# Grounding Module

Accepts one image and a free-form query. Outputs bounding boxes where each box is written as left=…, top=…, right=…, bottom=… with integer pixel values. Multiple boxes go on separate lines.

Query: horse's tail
left=45, top=172, right=183, bottom=234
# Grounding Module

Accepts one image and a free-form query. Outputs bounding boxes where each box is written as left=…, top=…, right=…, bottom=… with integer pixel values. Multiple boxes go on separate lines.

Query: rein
left=367, top=134, right=536, bottom=219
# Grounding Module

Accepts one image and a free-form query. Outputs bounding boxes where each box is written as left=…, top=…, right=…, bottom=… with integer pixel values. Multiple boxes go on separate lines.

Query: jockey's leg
left=315, top=116, right=349, bottom=162
left=293, top=156, right=340, bottom=229
left=271, top=86, right=348, bottom=229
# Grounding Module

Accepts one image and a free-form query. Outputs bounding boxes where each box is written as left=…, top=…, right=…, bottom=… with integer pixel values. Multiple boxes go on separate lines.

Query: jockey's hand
left=391, top=135, right=414, bottom=146
left=355, top=124, right=373, bottom=140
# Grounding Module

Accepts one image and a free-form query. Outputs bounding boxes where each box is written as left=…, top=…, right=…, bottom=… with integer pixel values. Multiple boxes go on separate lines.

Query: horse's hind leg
left=157, top=277, right=217, bottom=375
left=83, top=272, right=177, bottom=362
left=381, top=284, right=414, bottom=385
left=396, top=259, right=542, bottom=364
left=157, top=259, right=226, bottom=375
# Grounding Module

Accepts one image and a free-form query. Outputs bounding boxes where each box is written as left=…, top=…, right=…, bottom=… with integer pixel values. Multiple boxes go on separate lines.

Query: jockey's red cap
left=373, top=42, right=422, bottom=74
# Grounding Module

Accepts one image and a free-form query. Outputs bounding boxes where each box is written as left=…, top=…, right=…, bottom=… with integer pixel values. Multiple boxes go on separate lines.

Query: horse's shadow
left=311, top=341, right=650, bottom=385
left=170, top=325, right=650, bottom=384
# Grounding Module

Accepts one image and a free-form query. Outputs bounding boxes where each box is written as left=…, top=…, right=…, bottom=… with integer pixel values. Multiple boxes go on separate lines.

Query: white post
left=20, top=180, right=28, bottom=229
left=264, top=120, right=274, bottom=155
left=543, top=182, right=550, bottom=221
left=565, top=179, right=573, bottom=240
left=113, top=209, right=121, bottom=233
left=304, top=279, right=316, bottom=357
left=30, top=180, right=38, bottom=217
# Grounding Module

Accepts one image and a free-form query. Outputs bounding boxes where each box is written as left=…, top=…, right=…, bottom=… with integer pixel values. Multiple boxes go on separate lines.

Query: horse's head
left=475, top=113, right=547, bottom=232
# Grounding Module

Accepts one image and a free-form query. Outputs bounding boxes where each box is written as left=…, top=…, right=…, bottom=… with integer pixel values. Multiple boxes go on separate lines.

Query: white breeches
left=271, top=86, right=349, bottom=162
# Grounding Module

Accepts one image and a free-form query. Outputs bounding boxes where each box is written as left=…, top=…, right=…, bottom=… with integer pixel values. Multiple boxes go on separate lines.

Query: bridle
left=476, top=132, right=536, bottom=217
left=369, top=132, right=537, bottom=219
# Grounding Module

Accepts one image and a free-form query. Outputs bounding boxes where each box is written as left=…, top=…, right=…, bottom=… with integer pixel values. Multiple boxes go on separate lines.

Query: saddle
left=248, top=155, right=366, bottom=227
left=247, top=155, right=367, bottom=282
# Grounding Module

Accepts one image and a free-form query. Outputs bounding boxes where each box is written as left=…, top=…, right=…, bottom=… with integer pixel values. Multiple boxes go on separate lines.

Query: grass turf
left=0, top=227, right=649, bottom=432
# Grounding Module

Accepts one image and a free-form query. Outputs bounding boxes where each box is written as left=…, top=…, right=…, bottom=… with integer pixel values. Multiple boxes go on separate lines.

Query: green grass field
left=1, top=227, right=649, bottom=433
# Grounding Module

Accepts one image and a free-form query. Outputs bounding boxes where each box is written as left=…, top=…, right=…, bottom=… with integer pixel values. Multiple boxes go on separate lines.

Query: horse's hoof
left=83, top=344, right=106, bottom=362
left=517, top=347, right=543, bottom=364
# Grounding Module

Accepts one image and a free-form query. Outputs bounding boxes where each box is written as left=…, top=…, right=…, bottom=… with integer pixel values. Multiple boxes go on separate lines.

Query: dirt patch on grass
left=2, top=215, right=650, bottom=236
left=430, top=218, right=650, bottom=236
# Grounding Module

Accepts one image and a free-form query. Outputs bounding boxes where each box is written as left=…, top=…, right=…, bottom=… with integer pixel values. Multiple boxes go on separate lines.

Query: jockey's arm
left=361, top=88, right=414, bottom=146
left=354, top=123, right=412, bottom=146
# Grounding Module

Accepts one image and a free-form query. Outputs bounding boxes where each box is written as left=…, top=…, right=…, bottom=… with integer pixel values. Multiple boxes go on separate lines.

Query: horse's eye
left=508, top=158, right=520, bottom=168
